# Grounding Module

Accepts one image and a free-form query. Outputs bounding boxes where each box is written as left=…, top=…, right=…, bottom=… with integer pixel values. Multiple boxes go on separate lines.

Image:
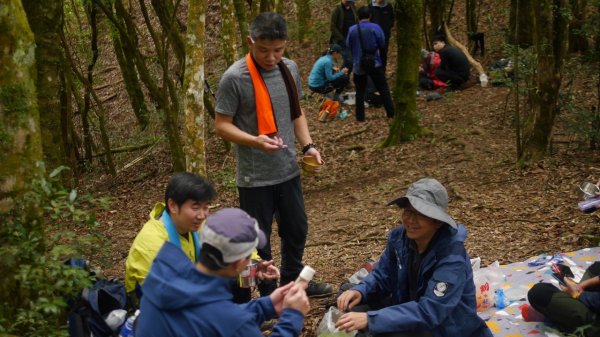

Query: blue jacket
left=352, top=225, right=493, bottom=337
left=136, top=242, right=304, bottom=337
left=308, top=54, right=344, bottom=88
left=580, top=286, right=600, bottom=313
left=346, top=21, right=386, bottom=74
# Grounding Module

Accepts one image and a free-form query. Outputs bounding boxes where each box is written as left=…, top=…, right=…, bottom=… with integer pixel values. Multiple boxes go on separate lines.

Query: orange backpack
left=318, top=99, right=340, bottom=122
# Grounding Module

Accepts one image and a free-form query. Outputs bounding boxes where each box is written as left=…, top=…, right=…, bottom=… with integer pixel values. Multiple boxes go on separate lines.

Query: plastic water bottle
left=119, top=310, right=140, bottom=337
left=348, top=268, right=369, bottom=285
left=495, top=289, right=508, bottom=309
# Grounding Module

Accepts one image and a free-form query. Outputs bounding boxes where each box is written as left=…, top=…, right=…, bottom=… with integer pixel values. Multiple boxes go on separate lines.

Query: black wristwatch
left=302, top=143, right=316, bottom=154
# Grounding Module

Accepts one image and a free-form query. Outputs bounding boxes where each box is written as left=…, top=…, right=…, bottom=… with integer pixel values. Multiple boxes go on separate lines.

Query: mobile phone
left=556, top=264, right=574, bottom=278
left=551, top=272, right=566, bottom=287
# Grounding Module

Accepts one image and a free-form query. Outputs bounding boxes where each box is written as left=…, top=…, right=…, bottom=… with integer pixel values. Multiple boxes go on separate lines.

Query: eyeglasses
left=402, top=208, right=427, bottom=221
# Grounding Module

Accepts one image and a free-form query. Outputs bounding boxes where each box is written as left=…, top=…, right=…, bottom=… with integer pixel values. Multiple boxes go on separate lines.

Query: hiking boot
left=305, top=281, right=334, bottom=297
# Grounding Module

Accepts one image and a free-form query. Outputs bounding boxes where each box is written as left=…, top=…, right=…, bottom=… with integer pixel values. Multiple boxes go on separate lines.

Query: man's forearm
left=293, top=112, right=313, bottom=148
left=215, top=114, right=258, bottom=148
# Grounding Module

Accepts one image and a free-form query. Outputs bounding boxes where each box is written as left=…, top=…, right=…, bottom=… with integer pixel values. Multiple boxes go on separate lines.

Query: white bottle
left=119, top=309, right=140, bottom=337
left=479, top=73, right=489, bottom=87
left=295, top=266, right=315, bottom=286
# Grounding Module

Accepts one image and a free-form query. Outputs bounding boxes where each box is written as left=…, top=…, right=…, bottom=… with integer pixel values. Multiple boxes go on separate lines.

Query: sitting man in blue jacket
left=136, top=208, right=310, bottom=337
left=336, top=178, right=493, bottom=337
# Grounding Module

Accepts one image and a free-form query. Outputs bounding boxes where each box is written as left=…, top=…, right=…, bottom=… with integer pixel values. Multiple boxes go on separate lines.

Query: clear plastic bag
left=316, top=306, right=357, bottom=337
left=472, top=260, right=504, bottom=312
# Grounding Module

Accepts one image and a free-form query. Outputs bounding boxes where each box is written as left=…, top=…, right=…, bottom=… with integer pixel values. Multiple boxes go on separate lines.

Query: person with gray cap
left=308, top=44, right=350, bottom=102
left=336, top=178, right=493, bottom=337
left=136, top=208, right=310, bottom=337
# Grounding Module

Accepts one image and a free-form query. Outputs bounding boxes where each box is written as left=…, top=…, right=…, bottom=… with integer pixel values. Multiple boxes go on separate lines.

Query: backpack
left=318, top=99, right=340, bottom=122
left=65, top=259, right=132, bottom=337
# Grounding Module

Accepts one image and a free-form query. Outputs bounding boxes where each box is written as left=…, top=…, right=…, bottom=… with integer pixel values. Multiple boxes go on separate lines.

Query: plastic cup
left=301, top=156, right=322, bottom=176
left=239, top=261, right=257, bottom=288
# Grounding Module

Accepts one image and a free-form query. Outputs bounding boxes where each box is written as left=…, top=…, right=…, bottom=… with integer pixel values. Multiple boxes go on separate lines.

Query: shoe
left=305, top=280, right=334, bottom=297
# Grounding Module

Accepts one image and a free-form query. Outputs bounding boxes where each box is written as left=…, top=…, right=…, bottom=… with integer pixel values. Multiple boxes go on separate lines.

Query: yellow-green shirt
left=125, top=203, right=197, bottom=292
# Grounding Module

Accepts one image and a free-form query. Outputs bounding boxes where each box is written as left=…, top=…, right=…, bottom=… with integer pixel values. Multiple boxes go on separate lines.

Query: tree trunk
left=466, top=0, right=478, bottom=50
left=428, top=0, right=447, bottom=37
left=273, top=0, right=283, bottom=13
left=251, top=0, right=260, bottom=19
left=184, top=0, right=208, bottom=175
left=150, top=0, right=186, bottom=80
left=22, top=0, right=65, bottom=171
left=111, top=30, right=150, bottom=129
left=220, top=0, right=238, bottom=67
left=233, top=0, right=249, bottom=54
left=96, top=0, right=185, bottom=171
left=509, top=0, right=534, bottom=47
left=383, top=0, right=423, bottom=146
left=520, top=0, right=570, bottom=162
left=569, top=0, right=589, bottom=53
left=259, top=0, right=271, bottom=12
left=0, top=0, right=42, bottom=214
left=295, top=0, right=310, bottom=42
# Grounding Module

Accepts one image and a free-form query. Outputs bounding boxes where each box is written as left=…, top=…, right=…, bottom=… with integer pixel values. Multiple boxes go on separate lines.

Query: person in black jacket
left=330, top=0, right=357, bottom=71
left=432, top=35, right=470, bottom=91
left=368, top=0, right=394, bottom=70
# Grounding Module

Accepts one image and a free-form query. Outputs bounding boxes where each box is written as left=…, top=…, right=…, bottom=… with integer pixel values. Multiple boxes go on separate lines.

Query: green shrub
left=0, top=164, right=108, bottom=336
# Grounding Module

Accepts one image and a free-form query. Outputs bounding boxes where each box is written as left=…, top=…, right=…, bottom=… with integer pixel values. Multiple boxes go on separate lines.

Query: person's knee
left=528, top=283, right=558, bottom=309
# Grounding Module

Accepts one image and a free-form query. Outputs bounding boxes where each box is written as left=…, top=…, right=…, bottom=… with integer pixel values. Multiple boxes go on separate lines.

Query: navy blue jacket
left=352, top=224, right=492, bottom=337
left=346, top=21, right=386, bottom=74
left=580, top=285, right=600, bottom=313
left=136, top=242, right=304, bottom=337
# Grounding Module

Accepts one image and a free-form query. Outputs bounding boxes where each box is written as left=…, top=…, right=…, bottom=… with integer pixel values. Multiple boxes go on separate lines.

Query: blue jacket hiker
left=136, top=208, right=309, bottom=337
left=345, top=6, right=394, bottom=122
left=308, top=44, right=349, bottom=99
left=336, top=178, right=493, bottom=337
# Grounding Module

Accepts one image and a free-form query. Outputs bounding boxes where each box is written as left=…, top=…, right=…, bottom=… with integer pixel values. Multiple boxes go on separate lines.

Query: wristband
left=573, top=291, right=581, bottom=300
left=302, top=143, right=316, bottom=154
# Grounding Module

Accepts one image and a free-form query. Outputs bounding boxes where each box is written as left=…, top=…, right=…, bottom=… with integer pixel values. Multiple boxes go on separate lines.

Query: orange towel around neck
left=246, top=53, right=277, bottom=136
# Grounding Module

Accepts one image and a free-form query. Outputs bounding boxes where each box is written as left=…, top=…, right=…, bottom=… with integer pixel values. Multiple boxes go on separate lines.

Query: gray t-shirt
left=216, top=57, right=304, bottom=188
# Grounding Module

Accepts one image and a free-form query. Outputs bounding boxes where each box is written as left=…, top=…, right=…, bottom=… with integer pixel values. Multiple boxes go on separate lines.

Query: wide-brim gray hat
left=387, top=178, right=457, bottom=229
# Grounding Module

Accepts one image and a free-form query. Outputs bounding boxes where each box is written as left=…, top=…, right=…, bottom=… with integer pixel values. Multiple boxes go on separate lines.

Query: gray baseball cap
left=387, top=178, right=457, bottom=229
left=200, top=208, right=266, bottom=263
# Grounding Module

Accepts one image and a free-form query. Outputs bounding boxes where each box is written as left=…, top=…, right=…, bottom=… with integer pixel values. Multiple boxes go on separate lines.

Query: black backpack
left=65, top=259, right=132, bottom=337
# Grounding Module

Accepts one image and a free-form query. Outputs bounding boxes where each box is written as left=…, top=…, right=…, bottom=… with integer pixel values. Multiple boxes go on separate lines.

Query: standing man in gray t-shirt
left=215, top=12, right=333, bottom=298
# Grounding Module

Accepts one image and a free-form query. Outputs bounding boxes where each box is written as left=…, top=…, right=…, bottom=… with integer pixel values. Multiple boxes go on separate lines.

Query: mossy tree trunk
left=520, top=0, right=570, bottom=162
left=382, top=0, right=423, bottom=147
left=569, top=0, right=589, bottom=53
left=0, top=2, right=44, bottom=323
left=220, top=0, right=238, bottom=67
left=22, top=0, right=65, bottom=172
left=295, top=0, right=310, bottom=42
left=509, top=0, right=534, bottom=47
left=184, top=0, right=208, bottom=175
left=233, top=0, right=249, bottom=54
left=0, top=0, right=42, bottom=218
